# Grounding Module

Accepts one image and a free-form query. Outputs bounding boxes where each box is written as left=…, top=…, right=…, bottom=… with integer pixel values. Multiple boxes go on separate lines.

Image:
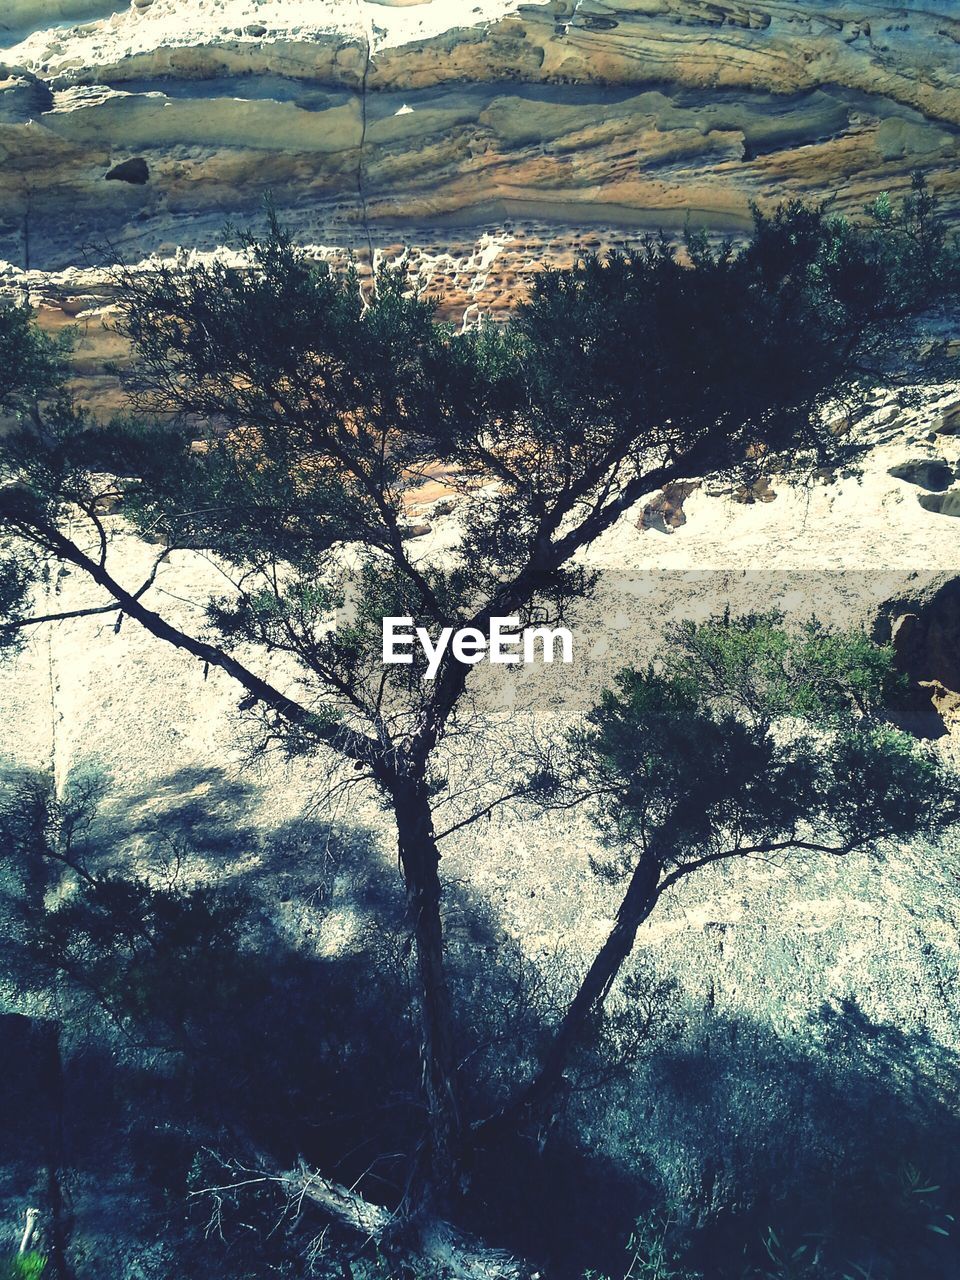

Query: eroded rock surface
left=883, top=578, right=960, bottom=695
left=0, top=0, right=958, bottom=305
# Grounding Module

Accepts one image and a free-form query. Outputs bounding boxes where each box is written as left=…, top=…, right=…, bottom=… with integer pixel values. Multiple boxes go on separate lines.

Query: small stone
left=872, top=404, right=903, bottom=427
left=733, top=476, right=777, bottom=504
left=401, top=522, right=431, bottom=539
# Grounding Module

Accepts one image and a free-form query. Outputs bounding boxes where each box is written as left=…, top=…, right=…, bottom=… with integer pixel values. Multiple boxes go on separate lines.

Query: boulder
left=880, top=578, right=960, bottom=696
left=937, top=401, right=960, bottom=435
left=0, top=64, right=52, bottom=124
left=639, top=480, right=700, bottom=533
left=919, top=489, right=960, bottom=518
left=733, top=475, right=777, bottom=504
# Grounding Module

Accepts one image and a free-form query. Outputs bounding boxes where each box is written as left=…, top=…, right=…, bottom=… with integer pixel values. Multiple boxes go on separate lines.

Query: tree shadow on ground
left=543, top=995, right=960, bottom=1280
left=86, top=763, right=264, bottom=863
left=2, top=765, right=960, bottom=1279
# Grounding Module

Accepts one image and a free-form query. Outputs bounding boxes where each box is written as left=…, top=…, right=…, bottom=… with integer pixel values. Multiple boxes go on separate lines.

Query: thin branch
left=657, top=835, right=862, bottom=896
left=434, top=785, right=545, bottom=842
left=5, top=548, right=171, bottom=632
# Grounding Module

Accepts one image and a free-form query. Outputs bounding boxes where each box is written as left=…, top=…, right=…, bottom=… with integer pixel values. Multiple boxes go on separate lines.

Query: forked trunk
left=392, top=775, right=463, bottom=1208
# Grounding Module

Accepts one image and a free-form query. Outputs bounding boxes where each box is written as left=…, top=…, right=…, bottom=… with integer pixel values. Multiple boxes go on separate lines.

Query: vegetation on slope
left=0, top=176, right=958, bottom=1277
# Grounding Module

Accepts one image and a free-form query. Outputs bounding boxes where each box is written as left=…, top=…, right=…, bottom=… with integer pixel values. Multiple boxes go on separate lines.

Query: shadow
left=556, top=996, right=960, bottom=1280
left=2, top=765, right=960, bottom=1279
left=90, top=764, right=264, bottom=863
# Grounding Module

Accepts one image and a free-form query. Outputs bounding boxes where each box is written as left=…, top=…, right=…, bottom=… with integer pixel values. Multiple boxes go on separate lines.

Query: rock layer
left=0, top=0, right=958, bottom=297
left=2, top=0, right=958, bottom=419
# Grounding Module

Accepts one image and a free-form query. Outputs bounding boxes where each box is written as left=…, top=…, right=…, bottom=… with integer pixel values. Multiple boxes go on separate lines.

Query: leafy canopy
left=575, top=614, right=958, bottom=880
left=0, top=176, right=957, bottom=758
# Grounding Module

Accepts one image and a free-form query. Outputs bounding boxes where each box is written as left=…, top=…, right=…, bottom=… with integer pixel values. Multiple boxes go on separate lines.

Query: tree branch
left=2, top=499, right=383, bottom=769
left=4, top=549, right=171, bottom=632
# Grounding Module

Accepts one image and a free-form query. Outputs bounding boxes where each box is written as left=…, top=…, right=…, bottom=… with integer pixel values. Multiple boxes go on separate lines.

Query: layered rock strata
left=0, top=0, right=957, bottom=287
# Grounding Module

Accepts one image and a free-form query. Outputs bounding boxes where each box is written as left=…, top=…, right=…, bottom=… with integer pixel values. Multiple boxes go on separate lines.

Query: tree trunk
left=487, top=852, right=662, bottom=1129
left=392, top=774, right=463, bottom=1209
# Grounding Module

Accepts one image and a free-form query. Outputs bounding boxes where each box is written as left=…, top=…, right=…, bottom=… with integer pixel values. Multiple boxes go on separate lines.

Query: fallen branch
left=194, top=1161, right=533, bottom=1280
left=18, top=1207, right=39, bottom=1255
left=279, top=1167, right=533, bottom=1280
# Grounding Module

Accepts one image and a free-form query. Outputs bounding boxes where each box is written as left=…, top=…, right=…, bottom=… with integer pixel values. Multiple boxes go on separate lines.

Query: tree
left=0, top=305, right=69, bottom=652
left=0, top=179, right=958, bottom=1210
left=491, top=615, right=960, bottom=1125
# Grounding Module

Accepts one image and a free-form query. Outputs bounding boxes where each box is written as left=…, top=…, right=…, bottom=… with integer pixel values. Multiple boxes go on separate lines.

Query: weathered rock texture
left=3, top=0, right=958, bottom=422
left=1, top=0, right=959, bottom=306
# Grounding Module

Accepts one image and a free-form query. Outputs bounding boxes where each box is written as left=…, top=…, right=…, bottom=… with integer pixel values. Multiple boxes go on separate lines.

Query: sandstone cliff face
left=1, top=0, right=958, bottom=296
left=3, top=0, right=958, bottom=416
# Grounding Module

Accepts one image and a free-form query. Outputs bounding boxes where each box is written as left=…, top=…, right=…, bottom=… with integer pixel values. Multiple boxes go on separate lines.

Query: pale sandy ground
left=421, top=387, right=960, bottom=573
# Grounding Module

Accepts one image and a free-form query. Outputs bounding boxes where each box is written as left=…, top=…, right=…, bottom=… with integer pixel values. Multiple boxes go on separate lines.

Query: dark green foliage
left=0, top=304, right=67, bottom=414
left=492, top=171, right=958, bottom=510
left=496, top=616, right=960, bottom=1155
left=0, top=554, right=32, bottom=651
left=105, top=214, right=488, bottom=569
left=0, top=304, right=72, bottom=648
left=2, top=178, right=957, bottom=692
left=31, top=874, right=249, bottom=1048
left=667, top=613, right=906, bottom=722
left=0, top=765, right=248, bottom=1050
left=583, top=1206, right=696, bottom=1280
left=577, top=615, right=957, bottom=877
